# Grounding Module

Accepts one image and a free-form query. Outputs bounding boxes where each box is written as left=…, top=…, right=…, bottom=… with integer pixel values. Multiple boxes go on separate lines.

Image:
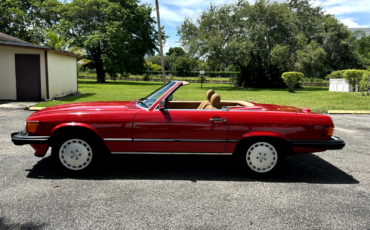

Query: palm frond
left=77, top=59, right=92, bottom=66
left=62, top=38, right=75, bottom=50
left=68, top=46, right=86, bottom=56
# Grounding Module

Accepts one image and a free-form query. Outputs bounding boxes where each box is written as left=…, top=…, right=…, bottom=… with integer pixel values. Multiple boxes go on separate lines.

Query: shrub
left=281, top=72, right=304, bottom=92
left=326, top=70, right=344, bottom=79
left=360, top=72, right=370, bottom=96
left=120, top=72, right=130, bottom=79
left=229, top=73, right=241, bottom=87
left=142, top=73, right=152, bottom=81
left=342, top=70, right=368, bottom=92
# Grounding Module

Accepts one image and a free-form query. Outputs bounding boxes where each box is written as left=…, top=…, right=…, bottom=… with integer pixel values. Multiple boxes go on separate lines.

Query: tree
left=294, top=40, right=327, bottom=77
left=52, top=0, right=163, bottom=82
left=146, top=55, right=173, bottom=70
left=282, top=72, right=304, bottom=92
left=174, top=57, right=197, bottom=72
left=166, top=47, right=186, bottom=56
left=44, top=31, right=92, bottom=74
left=44, top=31, right=73, bottom=51
left=177, top=0, right=365, bottom=88
left=0, top=0, right=63, bottom=43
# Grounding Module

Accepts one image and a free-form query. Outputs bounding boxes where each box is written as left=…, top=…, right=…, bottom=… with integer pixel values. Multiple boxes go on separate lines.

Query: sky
left=140, top=0, right=370, bottom=54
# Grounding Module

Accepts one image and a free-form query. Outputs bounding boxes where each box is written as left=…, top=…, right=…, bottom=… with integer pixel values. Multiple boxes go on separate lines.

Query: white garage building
left=0, top=32, right=81, bottom=101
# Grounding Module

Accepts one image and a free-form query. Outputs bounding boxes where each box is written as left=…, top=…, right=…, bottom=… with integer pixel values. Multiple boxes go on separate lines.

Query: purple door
left=15, top=54, right=41, bottom=101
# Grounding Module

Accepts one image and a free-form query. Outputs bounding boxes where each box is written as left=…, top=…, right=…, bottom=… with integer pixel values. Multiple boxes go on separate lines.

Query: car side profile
left=11, top=81, right=345, bottom=176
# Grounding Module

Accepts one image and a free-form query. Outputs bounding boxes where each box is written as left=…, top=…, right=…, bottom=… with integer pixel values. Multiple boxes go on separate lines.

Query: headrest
left=206, top=89, right=215, bottom=101
left=210, top=94, right=220, bottom=109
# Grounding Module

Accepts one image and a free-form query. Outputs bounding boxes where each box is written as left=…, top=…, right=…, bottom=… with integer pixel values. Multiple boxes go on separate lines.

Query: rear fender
left=235, top=131, right=293, bottom=155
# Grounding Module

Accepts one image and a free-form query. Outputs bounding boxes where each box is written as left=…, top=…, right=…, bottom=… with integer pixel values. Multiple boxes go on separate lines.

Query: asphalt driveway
left=0, top=108, right=369, bottom=229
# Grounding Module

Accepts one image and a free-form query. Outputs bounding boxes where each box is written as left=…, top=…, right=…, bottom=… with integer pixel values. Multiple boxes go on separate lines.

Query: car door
left=132, top=109, right=229, bottom=153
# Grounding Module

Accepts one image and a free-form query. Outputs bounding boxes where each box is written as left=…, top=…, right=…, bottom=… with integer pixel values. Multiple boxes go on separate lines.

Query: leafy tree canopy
left=177, top=0, right=369, bottom=87
left=166, top=47, right=186, bottom=57
left=174, top=56, right=198, bottom=72
left=0, top=0, right=164, bottom=83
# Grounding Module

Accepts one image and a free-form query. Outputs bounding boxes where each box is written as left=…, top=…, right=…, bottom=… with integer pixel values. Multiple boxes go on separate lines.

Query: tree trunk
left=95, top=58, right=105, bottom=83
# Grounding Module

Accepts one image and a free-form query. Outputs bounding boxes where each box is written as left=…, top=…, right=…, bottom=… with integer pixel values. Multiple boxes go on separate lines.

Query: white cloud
left=145, top=0, right=235, bottom=23
left=340, top=18, right=369, bottom=28
left=313, top=0, right=370, bottom=15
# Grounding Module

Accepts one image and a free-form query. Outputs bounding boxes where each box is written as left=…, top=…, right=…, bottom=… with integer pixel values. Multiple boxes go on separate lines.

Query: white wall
left=47, top=51, right=77, bottom=99
left=329, top=79, right=353, bottom=92
left=0, top=46, right=46, bottom=100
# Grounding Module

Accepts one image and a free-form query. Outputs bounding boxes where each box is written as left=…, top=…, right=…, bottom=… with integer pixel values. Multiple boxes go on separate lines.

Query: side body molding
left=50, top=122, right=103, bottom=139
left=242, top=131, right=286, bottom=140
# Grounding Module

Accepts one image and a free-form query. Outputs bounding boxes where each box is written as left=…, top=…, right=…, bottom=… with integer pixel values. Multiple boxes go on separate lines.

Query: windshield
left=137, top=81, right=177, bottom=108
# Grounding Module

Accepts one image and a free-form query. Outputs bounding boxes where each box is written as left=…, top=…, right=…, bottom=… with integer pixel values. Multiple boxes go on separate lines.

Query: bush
left=360, top=72, right=370, bottom=96
left=120, top=72, right=130, bottom=79
left=326, top=70, right=344, bottom=79
left=142, top=73, right=152, bottom=81
left=342, top=70, right=368, bottom=92
left=281, top=72, right=304, bottom=92
left=229, top=73, right=241, bottom=87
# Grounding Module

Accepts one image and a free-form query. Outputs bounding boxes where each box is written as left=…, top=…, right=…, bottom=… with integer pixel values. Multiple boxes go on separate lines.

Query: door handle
left=209, top=118, right=227, bottom=122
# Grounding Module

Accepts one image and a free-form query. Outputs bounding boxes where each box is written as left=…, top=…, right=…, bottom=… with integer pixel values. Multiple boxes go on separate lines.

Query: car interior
left=165, top=89, right=254, bottom=110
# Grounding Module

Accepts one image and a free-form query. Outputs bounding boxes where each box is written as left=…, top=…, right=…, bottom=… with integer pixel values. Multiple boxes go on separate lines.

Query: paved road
left=0, top=108, right=369, bottom=229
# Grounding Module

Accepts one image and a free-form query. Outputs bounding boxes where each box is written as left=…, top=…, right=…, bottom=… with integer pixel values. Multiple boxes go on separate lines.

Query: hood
left=30, top=101, right=132, bottom=117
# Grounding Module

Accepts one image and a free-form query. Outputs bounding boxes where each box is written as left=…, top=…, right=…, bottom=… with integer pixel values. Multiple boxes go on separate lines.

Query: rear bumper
left=289, top=136, right=345, bottom=150
left=11, top=131, right=50, bottom=146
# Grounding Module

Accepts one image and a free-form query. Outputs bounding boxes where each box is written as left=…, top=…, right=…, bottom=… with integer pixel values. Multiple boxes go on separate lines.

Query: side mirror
left=159, top=100, right=165, bottom=110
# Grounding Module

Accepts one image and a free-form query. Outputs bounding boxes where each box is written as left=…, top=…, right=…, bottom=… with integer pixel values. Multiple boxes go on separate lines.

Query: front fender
left=242, top=131, right=286, bottom=140
left=51, top=122, right=102, bottom=139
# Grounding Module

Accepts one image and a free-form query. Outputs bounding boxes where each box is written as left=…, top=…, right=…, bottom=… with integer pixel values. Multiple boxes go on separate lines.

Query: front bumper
left=289, top=136, right=345, bottom=150
left=11, top=131, right=50, bottom=146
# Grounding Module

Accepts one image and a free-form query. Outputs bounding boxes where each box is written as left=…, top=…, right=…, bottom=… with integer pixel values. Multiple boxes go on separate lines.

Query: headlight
left=26, top=121, right=39, bottom=134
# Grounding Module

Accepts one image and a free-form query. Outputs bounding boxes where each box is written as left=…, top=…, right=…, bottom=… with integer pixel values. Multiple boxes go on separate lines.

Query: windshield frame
left=136, top=81, right=181, bottom=111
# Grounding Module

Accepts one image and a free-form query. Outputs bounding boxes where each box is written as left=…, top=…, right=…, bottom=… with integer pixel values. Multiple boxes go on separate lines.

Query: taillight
left=322, top=126, right=334, bottom=137
left=26, top=121, right=39, bottom=134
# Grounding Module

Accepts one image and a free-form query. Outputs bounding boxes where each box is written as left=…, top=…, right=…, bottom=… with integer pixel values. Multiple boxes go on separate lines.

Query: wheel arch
left=49, top=123, right=107, bottom=152
left=233, top=135, right=294, bottom=156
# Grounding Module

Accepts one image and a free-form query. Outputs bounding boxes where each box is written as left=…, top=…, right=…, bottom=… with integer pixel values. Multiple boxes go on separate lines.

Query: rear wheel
left=235, top=139, right=285, bottom=177
left=51, top=133, right=103, bottom=173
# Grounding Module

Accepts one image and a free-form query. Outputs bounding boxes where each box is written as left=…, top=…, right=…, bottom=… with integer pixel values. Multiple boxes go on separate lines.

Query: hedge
left=146, top=71, right=239, bottom=78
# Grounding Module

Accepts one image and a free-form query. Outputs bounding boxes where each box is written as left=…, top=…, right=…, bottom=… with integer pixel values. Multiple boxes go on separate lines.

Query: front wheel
left=236, top=139, right=285, bottom=177
left=51, top=134, right=102, bottom=173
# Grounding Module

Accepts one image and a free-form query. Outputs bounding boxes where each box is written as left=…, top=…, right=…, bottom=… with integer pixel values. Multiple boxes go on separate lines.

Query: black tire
left=51, top=131, right=105, bottom=174
left=235, top=138, right=286, bottom=178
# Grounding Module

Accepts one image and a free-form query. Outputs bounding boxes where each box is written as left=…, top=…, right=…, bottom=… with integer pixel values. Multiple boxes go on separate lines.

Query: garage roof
left=0, top=32, right=82, bottom=58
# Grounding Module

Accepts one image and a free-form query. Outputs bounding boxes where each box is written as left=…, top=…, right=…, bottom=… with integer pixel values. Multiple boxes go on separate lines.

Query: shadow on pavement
left=0, top=216, right=47, bottom=230
left=26, top=153, right=358, bottom=184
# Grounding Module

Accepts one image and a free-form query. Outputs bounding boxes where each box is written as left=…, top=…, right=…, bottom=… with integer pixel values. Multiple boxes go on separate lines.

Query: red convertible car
left=11, top=81, right=345, bottom=176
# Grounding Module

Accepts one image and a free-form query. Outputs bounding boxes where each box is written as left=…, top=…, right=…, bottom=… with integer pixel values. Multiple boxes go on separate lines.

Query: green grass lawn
left=35, top=79, right=370, bottom=113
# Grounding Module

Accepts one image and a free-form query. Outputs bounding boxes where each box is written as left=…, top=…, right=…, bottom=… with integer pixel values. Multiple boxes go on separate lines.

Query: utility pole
left=155, top=0, right=166, bottom=85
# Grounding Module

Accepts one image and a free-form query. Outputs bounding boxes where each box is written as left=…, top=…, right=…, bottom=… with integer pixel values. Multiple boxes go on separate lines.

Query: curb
left=28, top=107, right=46, bottom=111
left=328, top=110, right=370, bottom=114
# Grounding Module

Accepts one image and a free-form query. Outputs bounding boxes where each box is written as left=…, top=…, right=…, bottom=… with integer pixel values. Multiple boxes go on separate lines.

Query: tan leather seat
left=197, top=89, right=215, bottom=109
left=205, top=94, right=221, bottom=109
